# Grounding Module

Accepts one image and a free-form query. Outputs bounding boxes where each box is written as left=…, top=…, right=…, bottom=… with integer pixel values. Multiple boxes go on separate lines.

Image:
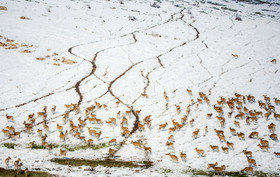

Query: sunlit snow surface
left=0, top=0, right=280, bottom=176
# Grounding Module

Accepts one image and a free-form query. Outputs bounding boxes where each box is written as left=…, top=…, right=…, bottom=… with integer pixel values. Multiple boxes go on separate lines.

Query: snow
left=0, top=0, right=280, bottom=176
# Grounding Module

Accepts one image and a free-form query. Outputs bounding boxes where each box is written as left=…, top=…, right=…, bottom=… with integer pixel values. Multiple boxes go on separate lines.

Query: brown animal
left=121, top=117, right=128, bottom=126
left=186, top=89, right=192, bottom=95
left=168, top=135, right=174, bottom=142
left=192, top=129, right=200, bottom=139
left=207, top=113, right=213, bottom=119
left=144, top=146, right=152, bottom=153
left=131, top=140, right=141, bottom=148
left=207, top=162, right=218, bottom=170
left=274, top=152, right=280, bottom=157
left=226, top=141, right=234, bottom=150
left=6, top=115, right=14, bottom=122
left=214, top=165, right=226, bottom=176
left=122, top=129, right=130, bottom=137
left=270, top=133, right=278, bottom=141
left=166, top=141, right=174, bottom=149
left=268, top=123, right=276, bottom=132
left=264, top=112, right=271, bottom=120
left=210, top=145, right=219, bottom=152
left=237, top=132, right=245, bottom=140
left=247, top=157, right=256, bottom=167
left=229, top=127, right=237, bottom=136
left=109, top=148, right=115, bottom=158
left=243, top=150, right=252, bottom=157
left=221, top=146, right=229, bottom=153
left=163, top=91, right=169, bottom=101
left=138, top=123, right=145, bottom=132
left=260, top=138, right=269, bottom=146
left=169, top=127, right=176, bottom=134
left=94, top=131, right=102, bottom=140
left=51, top=105, right=56, bottom=114
left=5, top=156, right=11, bottom=168
left=87, top=139, right=94, bottom=145
left=214, top=129, right=224, bottom=136
left=249, top=131, right=259, bottom=139
left=109, top=138, right=117, bottom=144
left=241, top=167, right=253, bottom=175
left=57, top=124, right=63, bottom=132
left=60, top=149, right=67, bottom=157
left=189, top=119, right=195, bottom=127
left=218, top=134, right=226, bottom=142
left=180, top=152, right=187, bottom=161
left=258, top=144, right=269, bottom=152
left=175, top=104, right=181, bottom=114
left=59, top=132, right=66, bottom=142
left=168, top=153, right=178, bottom=162
left=195, top=148, right=204, bottom=156
left=2, top=129, right=10, bottom=137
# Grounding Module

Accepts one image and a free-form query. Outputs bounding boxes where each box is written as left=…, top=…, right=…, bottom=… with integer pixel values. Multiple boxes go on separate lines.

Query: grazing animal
left=192, top=129, right=200, bottom=139
left=57, top=124, right=63, bottom=132
left=144, top=146, right=152, bottom=153
left=210, top=145, right=219, bottom=152
left=168, top=135, right=174, bottom=142
left=207, top=162, right=218, bottom=170
left=109, top=138, right=117, bottom=144
left=229, top=127, right=237, bottom=136
left=247, top=157, right=256, bottom=167
left=237, top=132, right=245, bottom=140
left=6, top=115, right=14, bottom=122
left=241, top=167, right=253, bottom=175
left=270, top=133, right=278, bottom=141
left=243, top=150, right=252, bottom=157
left=60, top=149, right=67, bottom=157
left=260, top=138, right=269, bottom=146
left=87, top=139, right=94, bottom=145
left=258, top=144, right=269, bottom=152
left=168, top=153, right=178, bottom=162
left=186, top=89, right=192, bottom=95
left=131, top=141, right=141, bottom=148
left=221, top=146, right=229, bottom=153
left=249, top=131, right=259, bottom=139
left=214, top=165, right=226, bottom=176
left=274, top=152, right=280, bottom=157
left=195, top=148, right=204, bottom=156
left=59, top=132, right=66, bottom=142
left=5, top=156, right=11, bottom=168
left=268, top=123, right=276, bottom=133
left=166, top=141, right=174, bottom=149
left=226, top=141, right=234, bottom=150
left=109, top=148, right=115, bottom=158
left=180, top=152, right=187, bottom=161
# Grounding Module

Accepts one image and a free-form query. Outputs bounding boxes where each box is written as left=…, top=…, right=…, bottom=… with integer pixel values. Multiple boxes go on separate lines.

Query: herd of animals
left=1, top=89, right=280, bottom=176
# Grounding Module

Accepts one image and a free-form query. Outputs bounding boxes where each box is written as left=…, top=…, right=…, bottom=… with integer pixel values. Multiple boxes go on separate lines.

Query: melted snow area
left=0, top=0, right=280, bottom=176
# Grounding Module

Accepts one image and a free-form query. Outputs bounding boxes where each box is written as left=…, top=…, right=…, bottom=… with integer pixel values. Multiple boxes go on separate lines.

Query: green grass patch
left=61, top=143, right=109, bottom=152
left=51, top=158, right=153, bottom=168
left=3, top=143, right=18, bottom=149
left=28, top=143, right=107, bottom=151
left=161, top=168, right=172, bottom=174
left=0, top=167, right=52, bottom=177
left=182, top=169, right=278, bottom=177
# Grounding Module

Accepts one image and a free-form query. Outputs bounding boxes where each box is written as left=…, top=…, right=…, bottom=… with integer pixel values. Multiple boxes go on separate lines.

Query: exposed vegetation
left=61, top=143, right=109, bottom=151
left=0, top=167, right=52, bottom=177
left=182, top=169, right=279, bottom=177
left=3, top=143, right=18, bottom=149
left=51, top=158, right=153, bottom=168
left=161, top=168, right=172, bottom=174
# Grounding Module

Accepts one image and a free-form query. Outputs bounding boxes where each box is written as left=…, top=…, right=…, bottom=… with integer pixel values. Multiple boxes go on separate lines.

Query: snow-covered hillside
left=0, top=0, right=280, bottom=176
